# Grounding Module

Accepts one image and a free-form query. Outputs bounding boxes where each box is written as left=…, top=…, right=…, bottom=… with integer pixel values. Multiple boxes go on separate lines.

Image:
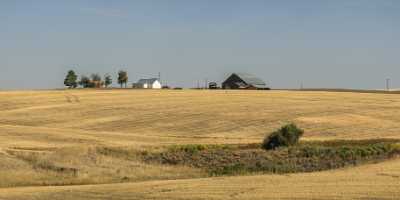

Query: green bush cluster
left=337, top=144, right=393, bottom=159
left=168, top=144, right=231, bottom=154
left=143, top=136, right=400, bottom=176
left=263, top=123, right=304, bottom=150
left=293, top=143, right=394, bottom=159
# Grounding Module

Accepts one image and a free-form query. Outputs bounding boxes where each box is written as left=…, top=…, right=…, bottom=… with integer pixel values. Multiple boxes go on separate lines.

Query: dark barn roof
left=222, top=73, right=267, bottom=89
left=233, top=73, right=266, bottom=88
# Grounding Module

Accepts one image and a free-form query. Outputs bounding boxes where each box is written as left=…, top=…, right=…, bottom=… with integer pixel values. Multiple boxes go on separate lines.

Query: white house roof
left=137, top=78, right=159, bottom=84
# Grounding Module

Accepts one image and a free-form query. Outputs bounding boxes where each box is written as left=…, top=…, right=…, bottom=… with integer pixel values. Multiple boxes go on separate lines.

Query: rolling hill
left=0, top=89, right=399, bottom=199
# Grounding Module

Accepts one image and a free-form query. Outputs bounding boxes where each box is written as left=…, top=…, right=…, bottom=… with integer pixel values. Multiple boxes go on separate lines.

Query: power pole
left=386, top=78, right=390, bottom=91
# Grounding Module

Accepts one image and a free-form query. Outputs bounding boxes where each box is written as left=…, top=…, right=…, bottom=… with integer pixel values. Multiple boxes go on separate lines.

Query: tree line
left=64, top=70, right=128, bottom=88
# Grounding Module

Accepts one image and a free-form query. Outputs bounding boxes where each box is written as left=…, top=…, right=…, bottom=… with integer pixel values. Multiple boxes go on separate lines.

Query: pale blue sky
left=1, top=0, right=399, bottom=89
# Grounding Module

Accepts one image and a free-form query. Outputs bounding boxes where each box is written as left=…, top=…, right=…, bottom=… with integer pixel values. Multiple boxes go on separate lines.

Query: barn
left=222, top=73, right=269, bottom=90
left=133, top=78, right=162, bottom=89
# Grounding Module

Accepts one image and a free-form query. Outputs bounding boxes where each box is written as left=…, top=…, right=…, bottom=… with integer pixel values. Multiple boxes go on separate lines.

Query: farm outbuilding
left=209, top=82, right=218, bottom=89
left=222, top=73, right=269, bottom=90
left=133, top=78, right=162, bottom=89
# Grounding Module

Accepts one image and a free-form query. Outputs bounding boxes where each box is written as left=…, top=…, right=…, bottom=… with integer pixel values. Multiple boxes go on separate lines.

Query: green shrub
left=263, top=123, right=304, bottom=150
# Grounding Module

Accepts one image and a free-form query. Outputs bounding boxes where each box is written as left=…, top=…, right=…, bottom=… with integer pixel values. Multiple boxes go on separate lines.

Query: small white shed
left=133, top=78, right=162, bottom=89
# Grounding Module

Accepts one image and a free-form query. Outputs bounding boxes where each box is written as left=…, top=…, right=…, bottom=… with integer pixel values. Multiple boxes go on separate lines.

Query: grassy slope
left=1, top=159, right=400, bottom=200
left=0, top=89, right=400, bottom=199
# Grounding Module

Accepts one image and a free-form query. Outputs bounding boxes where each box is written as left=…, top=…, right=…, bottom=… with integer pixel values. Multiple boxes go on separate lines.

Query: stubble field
left=0, top=89, right=400, bottom=199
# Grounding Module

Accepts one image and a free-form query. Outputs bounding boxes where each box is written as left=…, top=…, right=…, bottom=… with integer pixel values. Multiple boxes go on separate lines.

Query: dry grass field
left=1, top=89, right=400, bottom=199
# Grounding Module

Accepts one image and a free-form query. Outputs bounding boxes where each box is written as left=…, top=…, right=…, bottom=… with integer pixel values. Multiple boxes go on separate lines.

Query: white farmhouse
left=133, top=78, right=162, bottom=89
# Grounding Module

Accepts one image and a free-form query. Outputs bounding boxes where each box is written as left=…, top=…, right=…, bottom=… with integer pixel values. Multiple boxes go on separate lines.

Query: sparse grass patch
left=6, top=150, right=78, bottom=175
left=0, top=146, right=205, bottom=188
left=96, top=146, right=138, bottom=160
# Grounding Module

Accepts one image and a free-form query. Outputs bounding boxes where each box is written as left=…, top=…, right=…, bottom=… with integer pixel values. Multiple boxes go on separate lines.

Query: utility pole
left=386, top=78, right=390, bottom=91
left=158, top=72, right=161, bottom=84
left=205, top=79, right=208, bottom=89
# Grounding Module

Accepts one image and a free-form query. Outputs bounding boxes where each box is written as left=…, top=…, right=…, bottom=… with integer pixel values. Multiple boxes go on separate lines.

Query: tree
left=91, top=73, right=101, bottom=82
left=118, top=70, right=128, bottom=88
left=64, top=70, right=78, bottom=88
left=79, top=75, right=91, bottom=88
left=104, top=74, right=112, bottom=88
left=262, top=123, right=304, bottom=150
left=90, top=73, right=103, bottom=88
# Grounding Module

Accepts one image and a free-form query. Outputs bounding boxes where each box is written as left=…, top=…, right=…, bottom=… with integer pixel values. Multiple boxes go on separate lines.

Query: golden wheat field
left=1, top=89, right=400, bottom=200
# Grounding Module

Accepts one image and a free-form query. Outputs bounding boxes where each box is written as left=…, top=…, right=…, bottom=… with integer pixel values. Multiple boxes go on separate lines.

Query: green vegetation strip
left=142, top=139, right=400, bottom=176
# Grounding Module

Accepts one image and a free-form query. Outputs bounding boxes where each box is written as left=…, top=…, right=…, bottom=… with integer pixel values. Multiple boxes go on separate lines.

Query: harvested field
left=0, top=89, right=400, bottom=199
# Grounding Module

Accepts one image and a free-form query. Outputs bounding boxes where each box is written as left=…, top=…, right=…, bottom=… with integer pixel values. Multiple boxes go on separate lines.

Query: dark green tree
left=262, top=123, right=304, bottom=150
left=64, top=70, right=78, bottom=88
left=104, top=74, right=112, bottom=88
left=91, top=73, right=101, bottom=82
left=79, top=75, right=91, bottom=88
left=90, top=73, right=103, bottom=88
left=117, top=70, right=128, bottom=88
